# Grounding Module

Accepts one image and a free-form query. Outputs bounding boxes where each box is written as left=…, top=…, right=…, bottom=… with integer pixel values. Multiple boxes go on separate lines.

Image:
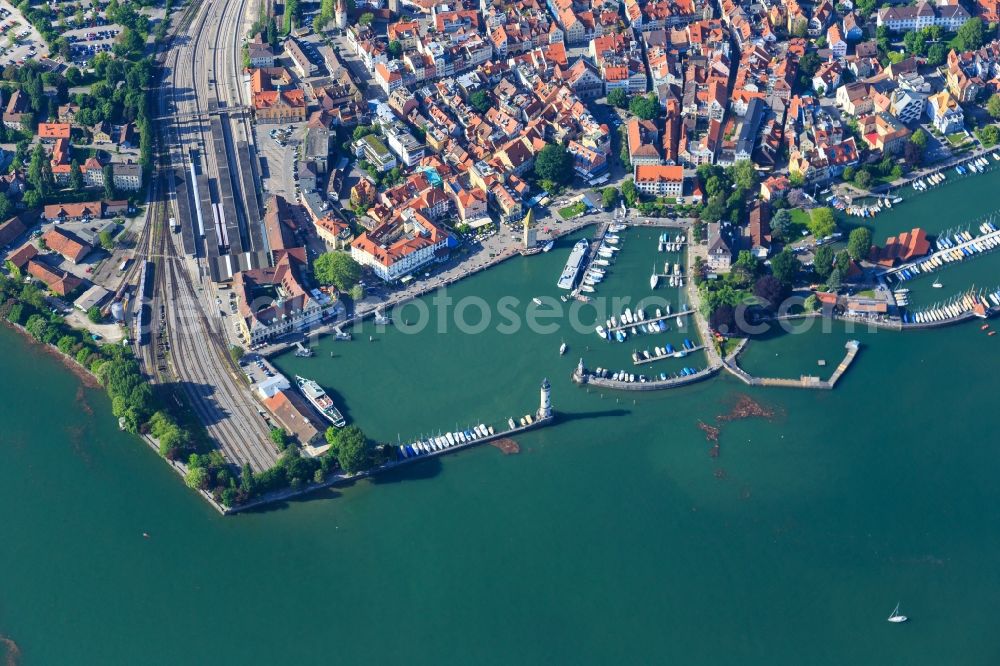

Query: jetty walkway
left=632, top=344, right=705, bottom=365
left=573, top=362, right=720, bottom=391
left=226, top=413, right=555, bottom=514
left=722, top=340, right=861, bottom=390
left=606, top=309, right=694, bottom=334
left=884, top=228, right=1000, bottom=279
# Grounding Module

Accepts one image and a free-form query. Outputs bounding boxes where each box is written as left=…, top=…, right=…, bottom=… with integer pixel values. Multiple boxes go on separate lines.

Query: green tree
left=847, top=226, right=872, bottom=261
left=270, top=427, right=289, bottom=450
left=606, top=88, right=627, bottom=108
left=349, top=283, right=365, bottom=301
left=103, top=164, right=116, bottom=199
left=469, top=89, right=491, bottom=114
left=753, top=275, right=788, bottom=312
left=21, top=190, right=44, bottom=208
left=326, top=424, right=373, bottom=473
left=727, top=160, right=758, bottom=192
left=734, top=250, right=760, bottom=278
left=387, top=40, right=402, bottom=58
left=769, top=248, right=798, bottom=286
left=628, top=93, right=658, bottom=120
left=903, top=30, right=926, bottom=56
left=927, top=42, right=947, bottom=66
left=980, top=124, right=1000, bottom=147
left=228, top=344, right=244, bottom=364
left=86, top=306, right=102, bottom=323
left=313, top=251, right=361, bottom=291
left=854, top=168, right=873, bottom=190
left=826, top=267, right=843, bottom=292
left=813, top=244, right=835, bottom=280
left=28, top=143, right=50, bottom=195
left=956, top=17, right=985, bottom=51
left=988, top=95, right=1000, bottom=120
left=184, top=466, right=210, bottom=490
left=358, top=11, right=374, bottom=25
left=98, top=229, right=115, bottom=250
left=808, top=207, right=837, bottom=238
left=69, top=159, right=83, bottom=191
left=621, top=178, right=637, bottom=206
left=601, top=186, right=619, bottom=210
left=533, top=143, right=574, bottom=187
left=770, top=208, right=792, bottom=241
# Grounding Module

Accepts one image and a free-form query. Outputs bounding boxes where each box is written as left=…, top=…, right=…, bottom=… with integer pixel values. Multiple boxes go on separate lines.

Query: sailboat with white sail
left=887, top=603, right=908, bottom=623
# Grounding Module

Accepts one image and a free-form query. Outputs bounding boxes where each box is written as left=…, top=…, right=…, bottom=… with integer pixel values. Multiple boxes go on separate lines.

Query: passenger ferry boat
left=557, top=240, right=590, bottom=289
left=295, top=375, right=347, bottom=427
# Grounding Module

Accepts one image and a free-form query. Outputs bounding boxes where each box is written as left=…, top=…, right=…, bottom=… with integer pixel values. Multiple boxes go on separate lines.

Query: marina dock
left=606, top=309, right=694, bottom=334
left=573, top=361, right=721, bottom=391
left=885, top=226, right=1000, bottom=281
left=632, top=344, right=705, bottom=365
left=722, top=340, right=861, bottom=390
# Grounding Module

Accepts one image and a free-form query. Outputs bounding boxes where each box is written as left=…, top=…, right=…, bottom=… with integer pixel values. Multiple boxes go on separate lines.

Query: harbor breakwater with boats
left=226, top=378, right=557, bottom=514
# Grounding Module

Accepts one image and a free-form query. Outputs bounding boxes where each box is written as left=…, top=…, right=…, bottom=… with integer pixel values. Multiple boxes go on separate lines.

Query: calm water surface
left=2, top=210, right=1000, bottom=664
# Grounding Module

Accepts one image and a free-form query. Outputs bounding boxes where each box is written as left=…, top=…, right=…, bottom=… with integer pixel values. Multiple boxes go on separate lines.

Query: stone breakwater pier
left=572, top=340, right=861, bottom=392
left=573, top=358, right=722, bottom=391
left=225, top=379, right=556, bottom=514
left=722, top=340, right=861, bottom=390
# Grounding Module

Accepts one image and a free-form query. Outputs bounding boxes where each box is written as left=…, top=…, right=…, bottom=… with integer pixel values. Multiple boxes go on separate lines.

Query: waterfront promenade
left=256, top=214, right=695, bottom=357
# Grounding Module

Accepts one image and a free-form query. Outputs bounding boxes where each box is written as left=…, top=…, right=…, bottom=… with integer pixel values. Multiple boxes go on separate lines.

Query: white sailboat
left=887, top=603, right=908, bottom=623
left=932, top=279, right=943, bottom=288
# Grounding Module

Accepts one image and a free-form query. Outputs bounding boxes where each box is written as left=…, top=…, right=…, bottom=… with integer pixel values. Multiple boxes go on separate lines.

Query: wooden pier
left=606, top=309, right=694, bottom=334
left=884, top=228, right=1000, bottom=279
left=632, top=345, right=705, bottom=365
left=722, top=340, right=861, bottom=390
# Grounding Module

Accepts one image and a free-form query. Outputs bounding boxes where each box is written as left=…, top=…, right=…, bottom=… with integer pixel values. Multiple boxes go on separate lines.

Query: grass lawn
left=789, top=208, right=812, bottom=236
left=558, top=202, right=586, bottom=219
left=856, top=289, right=876, bottom=298
left=719, top=337, right=745, bottom=357
left=945, top=132, right=969, bottom=147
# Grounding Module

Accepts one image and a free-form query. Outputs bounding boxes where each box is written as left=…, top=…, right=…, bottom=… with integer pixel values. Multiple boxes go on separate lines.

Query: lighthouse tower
left=335, top=0, right=348, bottom=30
left=537, top=378, right=552, bottom=420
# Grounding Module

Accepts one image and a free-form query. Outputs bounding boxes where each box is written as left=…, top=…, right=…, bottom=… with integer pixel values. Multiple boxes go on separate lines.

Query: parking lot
left=0, top=0, right=48, bottom=67
left=240, top=353, right=280, bottom=385
left=255, top=119, right=307, bottom=203
left=63, top=24, right=122, bottom=68
left=291, top=33, right=328, bottom=78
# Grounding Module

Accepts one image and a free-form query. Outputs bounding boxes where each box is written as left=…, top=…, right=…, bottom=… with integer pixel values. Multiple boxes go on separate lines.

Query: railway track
left=135, top=0, right=278, bottom=470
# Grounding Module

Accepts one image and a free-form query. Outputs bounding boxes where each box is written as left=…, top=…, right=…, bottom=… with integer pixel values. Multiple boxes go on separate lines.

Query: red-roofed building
left=6, top=242, right=37, bottom=270
left=38, top=122, right=71, bottom=140
left=27, top=260, right=82, bottom=295
left=42, top=227, right=92, bottom=263
left=876, top=227, right=930, bottom=266
left=634, top=164, right=683, bottom=196
left=350, top=209, right=450, bottom=281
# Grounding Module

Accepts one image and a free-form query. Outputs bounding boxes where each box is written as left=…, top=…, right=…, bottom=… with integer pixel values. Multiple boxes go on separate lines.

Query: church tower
left=335, top=0, right=348, bottom=30
left=537, top=378, right=552, bottom=420
left=522, top=207, right=537, bottom=249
